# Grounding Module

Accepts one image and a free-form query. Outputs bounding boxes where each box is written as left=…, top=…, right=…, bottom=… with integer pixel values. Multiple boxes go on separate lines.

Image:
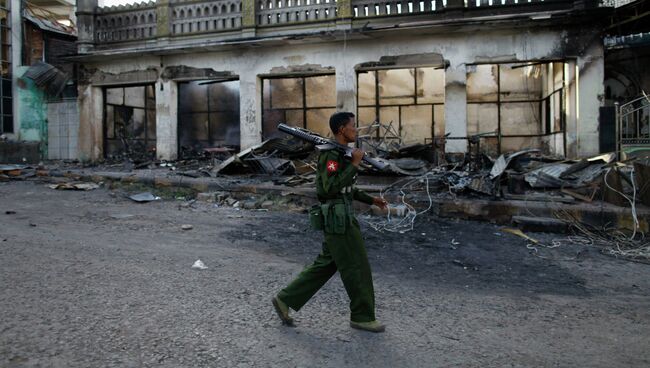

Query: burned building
left=74, top=0, right=613, bottom=162
left=0, top=0, right=77, bottom=163
left=601, top=0, right=650, bottom=156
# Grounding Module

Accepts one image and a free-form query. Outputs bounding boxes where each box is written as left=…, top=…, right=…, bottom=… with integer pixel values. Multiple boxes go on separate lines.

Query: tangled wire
left=551, top=208, right=650, bottom=262
left=361, top=171, right=437, bottom=233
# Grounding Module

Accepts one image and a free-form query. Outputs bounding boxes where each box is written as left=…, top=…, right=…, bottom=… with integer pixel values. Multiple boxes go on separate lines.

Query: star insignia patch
left=326, top=160, right=339, bottom=174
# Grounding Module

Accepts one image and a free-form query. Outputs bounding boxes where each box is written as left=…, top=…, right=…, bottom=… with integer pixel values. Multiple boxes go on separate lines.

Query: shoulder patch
left=326, top=160, right=339, bottom=174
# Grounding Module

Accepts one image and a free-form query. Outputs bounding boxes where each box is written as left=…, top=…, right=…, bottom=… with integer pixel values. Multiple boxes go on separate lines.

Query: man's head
left=329, top=112, right=356, bottom=143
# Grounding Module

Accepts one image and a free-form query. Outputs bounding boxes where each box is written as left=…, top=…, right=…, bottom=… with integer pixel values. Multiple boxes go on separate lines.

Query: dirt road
left=1, top=180, right=649, bottom=367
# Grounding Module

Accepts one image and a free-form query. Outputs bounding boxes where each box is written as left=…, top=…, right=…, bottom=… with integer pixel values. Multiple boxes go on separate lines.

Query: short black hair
left=329, top=112, right=355, bottom=135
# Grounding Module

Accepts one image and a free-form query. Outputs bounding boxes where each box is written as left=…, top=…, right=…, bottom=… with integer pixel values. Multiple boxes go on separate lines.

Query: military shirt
left=316, top=149, right=374, bottom=205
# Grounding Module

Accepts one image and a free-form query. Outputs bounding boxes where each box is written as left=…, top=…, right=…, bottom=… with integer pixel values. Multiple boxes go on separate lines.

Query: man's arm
left=353, top=188, right=374, bottom=205
left=319, top=152, right=357, bottom=196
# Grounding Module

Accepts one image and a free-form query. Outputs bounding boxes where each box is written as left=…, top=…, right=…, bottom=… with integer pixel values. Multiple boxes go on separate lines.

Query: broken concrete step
left=196, top=192, right=216, bottom=202
left=512, top=215, right=569, bottom=233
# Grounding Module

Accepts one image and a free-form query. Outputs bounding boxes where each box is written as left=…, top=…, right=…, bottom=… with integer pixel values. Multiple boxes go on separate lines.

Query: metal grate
left=0, top=0, right=12, bottom=134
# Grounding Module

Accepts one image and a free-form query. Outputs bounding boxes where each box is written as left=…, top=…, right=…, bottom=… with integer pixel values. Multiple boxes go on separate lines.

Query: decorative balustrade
left=465, top=0, right=547, bottom=8
left=352, top=0, right=444, bottom=17
left=95, top=1, right=157, bottom=43
left=257, top=0, right=338, bottom=26
left=87, top=0, right=581, bottom=47
left=600, top=0, right=635, bottom=7
left=170, top=0, right=242, bottom=35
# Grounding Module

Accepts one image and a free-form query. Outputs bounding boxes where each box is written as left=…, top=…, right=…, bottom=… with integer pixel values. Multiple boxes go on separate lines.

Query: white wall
left=47, top=100, right=79, bottom=159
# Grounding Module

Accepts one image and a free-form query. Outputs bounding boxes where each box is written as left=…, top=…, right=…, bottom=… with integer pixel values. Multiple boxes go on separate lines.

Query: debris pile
left=202, top=122, right=436, bottom=181
left=551, top=210, right=649, bottom=261
left=48, top=182, right=100, bottom=191
left=194, top=191, right=307, bottom=212
left=0, top=164, right=39, bottom=181
left=357, top=121, right=435, bottom=176
left=363, top=148, right=650, bottom=261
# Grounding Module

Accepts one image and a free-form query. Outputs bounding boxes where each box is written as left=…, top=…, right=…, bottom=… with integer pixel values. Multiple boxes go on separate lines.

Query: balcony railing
left=353, top=0, right=445, bottom=18
left=95, top=1, right=157, bottom=42
left=257, top=0, right=338, bottom=26
left=171, top=0, right=242, bottom=35
left=84, top=0, right=587, bottom=49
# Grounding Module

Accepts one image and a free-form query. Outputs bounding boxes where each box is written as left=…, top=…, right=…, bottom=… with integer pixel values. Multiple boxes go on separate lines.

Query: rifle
left=277, top=123, right=388, bottom=171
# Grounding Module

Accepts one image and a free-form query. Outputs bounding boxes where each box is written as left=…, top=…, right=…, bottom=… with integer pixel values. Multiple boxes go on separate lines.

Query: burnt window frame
left=261, top=72, right=337, bottom=139
left=466, top=60, right=569, bottom=156
left=355, top=66, right=445, bottom=146
left=176, top=78, right=241, bottom=158
left=102, top=84, right=156, bottom=159
left=0, top=0, right=12, bottom=134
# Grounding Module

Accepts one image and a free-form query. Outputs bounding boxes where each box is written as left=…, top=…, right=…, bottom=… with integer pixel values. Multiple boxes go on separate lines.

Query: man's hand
left=372, top=197, right=388, bottom=210
left=351, top=148, right=364, bottom=167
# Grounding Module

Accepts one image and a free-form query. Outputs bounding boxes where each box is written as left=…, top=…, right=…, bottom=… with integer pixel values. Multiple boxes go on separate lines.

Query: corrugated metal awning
left=22, top=61, right=70, bottom=97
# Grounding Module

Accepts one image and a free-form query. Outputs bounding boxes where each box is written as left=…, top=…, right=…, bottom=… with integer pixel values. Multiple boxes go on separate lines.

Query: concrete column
left=239, top=72, right=261, bottom=150
left=77, top=84, right=103, bottom=161
left=337, top=0, right=352, bottom=19
left=444, top=63, right=468, bottom=153
left=156, top=0, right=171, bottom=38
left=242, top=0, right=256, bottom=37
left=335, top=64, right=356, bottom=115
left=76, top=0, right=97, bottom=53
left=155, top=80, right=178, bottom=160
left=576, top=42, right=604, bottom=157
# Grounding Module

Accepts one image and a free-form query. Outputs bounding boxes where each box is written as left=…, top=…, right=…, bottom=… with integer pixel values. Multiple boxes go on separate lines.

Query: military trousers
left=277, top=217, right=376, bottom=323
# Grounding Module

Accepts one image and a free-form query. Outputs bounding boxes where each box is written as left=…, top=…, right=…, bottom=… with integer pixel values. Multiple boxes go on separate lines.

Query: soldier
left=272, top=112, right=388, bottom=333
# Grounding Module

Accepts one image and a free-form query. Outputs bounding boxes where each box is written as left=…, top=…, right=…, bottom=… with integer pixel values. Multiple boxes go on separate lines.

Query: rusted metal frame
left=144, top=86, right=149, bottom=150
left=103, top=88, right=108, bottom=157
left=176, top=83, right=181, bottom=152
left=375, top=71, right=380, bottom=140
left=301, top=76, right=307, bottom=129
left=259, top=72, right=334, bottom=79
left=358, top=101, right=443, bottom=134
left=466, top=59, right=567, bottom=67
left=499, top=132, right=563, bottom=138
left=562, top=64, right=567, bottom=157
left=431, top=102, right=435, bottom=143
left=497, top=64, right=501, bottom=154
left=207, top=82, right=212, bottom=143
left=355, top=71, right=359, bottom=130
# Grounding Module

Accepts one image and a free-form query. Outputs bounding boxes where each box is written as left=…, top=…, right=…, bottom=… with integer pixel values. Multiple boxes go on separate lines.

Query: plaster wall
left=576, top=42, right=605, bottom=157
left=78, top=27, right=603, bottom=160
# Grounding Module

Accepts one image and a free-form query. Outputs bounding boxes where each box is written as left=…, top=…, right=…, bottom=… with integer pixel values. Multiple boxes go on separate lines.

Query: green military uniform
left=277, top=148, right=377, bottom=323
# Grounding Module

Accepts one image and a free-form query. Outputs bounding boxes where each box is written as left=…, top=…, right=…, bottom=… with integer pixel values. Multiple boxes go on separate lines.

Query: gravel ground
left=1, top=180, right=649, bottom=367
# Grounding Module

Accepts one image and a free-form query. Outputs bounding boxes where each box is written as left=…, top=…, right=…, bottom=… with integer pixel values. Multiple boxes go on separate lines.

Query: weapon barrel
left=278, top=124, right=319, bottom=143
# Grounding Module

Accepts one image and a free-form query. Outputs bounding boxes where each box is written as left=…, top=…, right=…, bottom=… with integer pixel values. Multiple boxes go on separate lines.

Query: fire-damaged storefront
left=103, top=85, right=156, bottom=160
left=177, top=79, right=240, bottom=158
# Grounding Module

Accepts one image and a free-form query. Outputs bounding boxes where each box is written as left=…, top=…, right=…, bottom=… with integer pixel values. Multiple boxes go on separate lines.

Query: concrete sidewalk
left=46, top=167, right=649, bottom=232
